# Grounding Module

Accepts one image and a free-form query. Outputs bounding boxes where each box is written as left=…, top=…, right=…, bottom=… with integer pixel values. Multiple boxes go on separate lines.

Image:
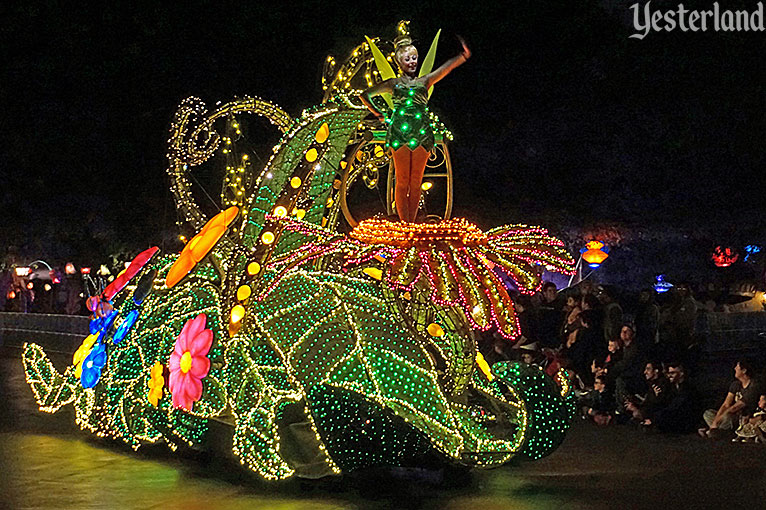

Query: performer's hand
left=457, top=35, right=471, bottom=60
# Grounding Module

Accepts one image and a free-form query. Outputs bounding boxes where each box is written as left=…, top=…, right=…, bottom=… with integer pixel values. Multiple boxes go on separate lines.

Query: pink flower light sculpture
left=168, top=314, right=213, bottom=411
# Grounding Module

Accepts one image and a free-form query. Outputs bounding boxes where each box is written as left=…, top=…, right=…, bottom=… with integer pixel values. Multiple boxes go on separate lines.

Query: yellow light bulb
left=427, top=323, right=445, bottom=337
left=305, top=148, right=318, bottom=162
left=290, top=177, right=302, bottom=188
left=236, top=285, right=252, bottom=302
left=421, top=181, right=433, bottom=191
left=362, top=267, right=383, bottom=280
left=230, top=304, right=245, bottom=323
left=315, top=123, right=330, bottom=144
left=476, top=352, right=495, bottom=381
left=273, top=205, right=287, bottom=217
left=261, top=231, right=275, bottom=244
left=247, top=262, right=261, bottom=276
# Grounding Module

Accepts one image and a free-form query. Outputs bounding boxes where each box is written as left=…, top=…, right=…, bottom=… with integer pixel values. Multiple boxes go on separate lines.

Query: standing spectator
left=511, top=294, right=538, bottom=350
left=561, top=291, right=582, bottom=338
left=648, top=361, right=699, bottom=433
left=598, top=286, right=623, bottom=343
left=578, top=280, right=595, bottom=298
left=0, top=269, right=11, bottom=311
left=635, top=289, right=660, bottom=354
left=670, top=282, right=698, bottom=353
left=580, top=294, right=603, bottom=344
left=534, top=282, right=563, bottom=348
left=563, top=309, right=600, bottom=386
left=699, top=358, right=761, bottom=438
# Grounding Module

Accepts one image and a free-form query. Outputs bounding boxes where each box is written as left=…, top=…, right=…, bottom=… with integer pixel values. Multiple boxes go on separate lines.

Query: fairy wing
left=365, top=36, right=395, bottom=109
left=418, top=29, right=441, bottom=98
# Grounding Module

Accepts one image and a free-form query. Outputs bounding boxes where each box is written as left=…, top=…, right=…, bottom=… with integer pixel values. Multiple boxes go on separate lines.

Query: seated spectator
left=518, top=344, right=543, bottom=367
left=625, top=360, right=671, bottom=423
left=579, top=375, right=615, bottom=425
left=699, top=358, right=761, bottom=439
left=484, top=332, right=512, bottom=365
left=610, top=324, right=646, bottom=402
left=733, top=394, right=766, bottom=443
left=591, top=358, right=606, bottom=380
left=646, top=361, right=699, bottom=433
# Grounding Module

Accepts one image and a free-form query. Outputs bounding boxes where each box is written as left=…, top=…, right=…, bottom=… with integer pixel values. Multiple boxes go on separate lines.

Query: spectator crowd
left=479, top=280, right=766, bottom=442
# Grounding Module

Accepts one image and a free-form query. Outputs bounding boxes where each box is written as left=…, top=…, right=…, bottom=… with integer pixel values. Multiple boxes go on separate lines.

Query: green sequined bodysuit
left=385, top=80, right=434, bottom=152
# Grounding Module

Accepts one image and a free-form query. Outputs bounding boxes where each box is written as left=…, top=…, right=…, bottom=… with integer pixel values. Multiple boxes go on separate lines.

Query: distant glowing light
left=744, top=245, right=762, bottom=262
left=581, top=240, right=609, bottom=269
left=711, top=246, right=739, bottom=268
left=653, top=275, right=673, bottom=293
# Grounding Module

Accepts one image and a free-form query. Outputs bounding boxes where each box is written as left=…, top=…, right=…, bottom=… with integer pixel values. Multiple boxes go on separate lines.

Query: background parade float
left=22, top=22, right=577, bottom=480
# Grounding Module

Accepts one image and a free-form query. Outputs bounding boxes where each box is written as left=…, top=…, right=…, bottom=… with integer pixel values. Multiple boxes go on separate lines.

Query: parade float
left=23, top=22, right=576, bottom=480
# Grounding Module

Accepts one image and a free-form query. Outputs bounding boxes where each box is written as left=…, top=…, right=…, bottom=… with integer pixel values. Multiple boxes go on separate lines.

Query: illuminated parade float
left=23, top=22, right=577, bottom=480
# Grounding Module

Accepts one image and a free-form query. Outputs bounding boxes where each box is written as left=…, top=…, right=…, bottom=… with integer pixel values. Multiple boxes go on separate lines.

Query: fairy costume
left=386, top=80, right=435, bottom=152
left=360, top=27, right=469, bottom=222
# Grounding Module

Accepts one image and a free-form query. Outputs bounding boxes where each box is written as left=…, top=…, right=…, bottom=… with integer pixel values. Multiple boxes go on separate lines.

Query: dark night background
left=1, top=0, right=764, bottom=282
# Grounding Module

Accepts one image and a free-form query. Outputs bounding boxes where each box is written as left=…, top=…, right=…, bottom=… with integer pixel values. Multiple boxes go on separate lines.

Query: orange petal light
left=166, top=206, right=239, bottom=289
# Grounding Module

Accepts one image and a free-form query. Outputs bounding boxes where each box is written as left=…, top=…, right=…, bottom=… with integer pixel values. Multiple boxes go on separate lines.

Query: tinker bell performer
left=360, top=32, right=471, bottom=223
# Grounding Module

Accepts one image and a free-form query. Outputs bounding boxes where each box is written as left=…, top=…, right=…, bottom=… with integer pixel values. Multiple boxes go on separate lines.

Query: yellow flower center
left=180, top=351, right=193, bottom=373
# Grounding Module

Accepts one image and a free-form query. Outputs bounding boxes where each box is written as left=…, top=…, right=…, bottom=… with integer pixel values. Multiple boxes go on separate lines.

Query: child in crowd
left=579, top=375, right=615, bottom=425
left=733, top=394, right=766, bottom=443
left=602, top=338, right=623, bottom=387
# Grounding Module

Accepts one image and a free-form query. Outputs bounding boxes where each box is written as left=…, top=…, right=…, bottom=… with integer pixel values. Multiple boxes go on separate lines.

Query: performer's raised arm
left=423, top=36, right=471, bottom=90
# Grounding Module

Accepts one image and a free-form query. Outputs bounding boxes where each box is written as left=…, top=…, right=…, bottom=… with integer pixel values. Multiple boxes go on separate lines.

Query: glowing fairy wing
left=418, top=29, right=441, bottom=98
left=365, top=36, right=395, bottom=109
